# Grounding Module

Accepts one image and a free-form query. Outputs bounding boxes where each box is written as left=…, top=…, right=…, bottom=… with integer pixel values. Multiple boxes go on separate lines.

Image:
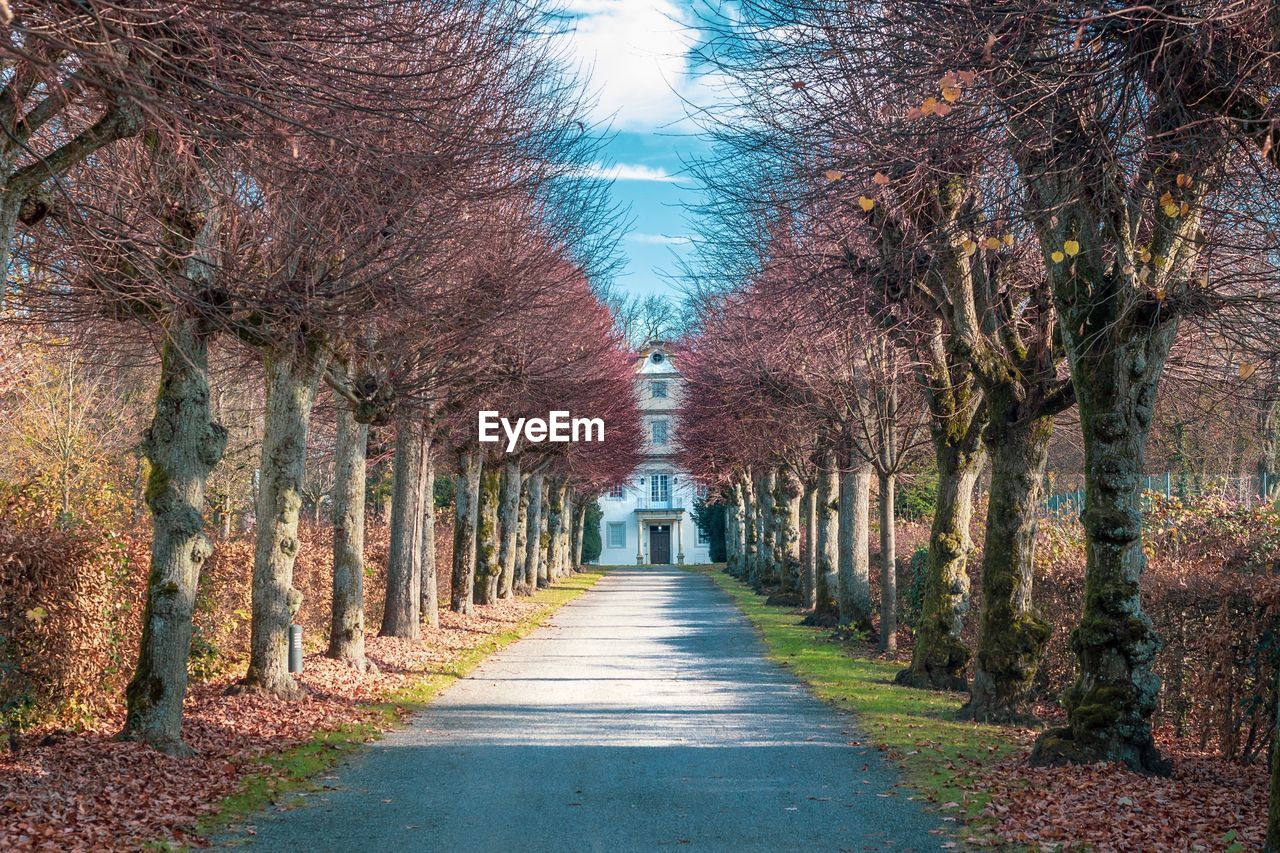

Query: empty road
left=227, top=567, right=942, bottom=852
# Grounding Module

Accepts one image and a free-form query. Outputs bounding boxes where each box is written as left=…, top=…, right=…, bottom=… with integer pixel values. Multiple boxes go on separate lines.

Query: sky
left=560, top=0, right=717, bottom=302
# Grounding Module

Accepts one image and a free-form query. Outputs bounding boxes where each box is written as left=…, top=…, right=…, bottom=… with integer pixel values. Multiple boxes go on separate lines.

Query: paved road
left=228, top=567, right=942, bottom=852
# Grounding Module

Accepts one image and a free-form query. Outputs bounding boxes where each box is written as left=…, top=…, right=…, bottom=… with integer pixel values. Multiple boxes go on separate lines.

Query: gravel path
left=227, top=567, right=943, bottom=852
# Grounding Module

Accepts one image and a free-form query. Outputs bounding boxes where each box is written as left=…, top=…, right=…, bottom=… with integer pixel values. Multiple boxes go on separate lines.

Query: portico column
left=636, top=517, right=644, bottom=564
left=676, top=517, right=685, bottom=565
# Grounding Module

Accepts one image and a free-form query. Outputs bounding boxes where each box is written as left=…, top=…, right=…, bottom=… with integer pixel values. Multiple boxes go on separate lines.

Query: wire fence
left=1044, top=471, right=1279, bottom=517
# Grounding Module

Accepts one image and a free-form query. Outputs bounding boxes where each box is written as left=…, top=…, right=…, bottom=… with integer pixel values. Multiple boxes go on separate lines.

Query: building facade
left=596, top=341, right=712, bottom=565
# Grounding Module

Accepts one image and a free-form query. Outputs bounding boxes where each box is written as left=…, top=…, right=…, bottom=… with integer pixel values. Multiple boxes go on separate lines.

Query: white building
left=596, top=341, right=712, bottom=565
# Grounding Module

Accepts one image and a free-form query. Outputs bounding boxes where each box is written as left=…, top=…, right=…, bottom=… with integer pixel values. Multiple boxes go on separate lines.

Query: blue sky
left=561, top=0, right=716, bottom=301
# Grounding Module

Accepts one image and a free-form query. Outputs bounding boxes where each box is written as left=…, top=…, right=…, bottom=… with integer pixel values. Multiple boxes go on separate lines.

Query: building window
left=651, top=418, right=668, bottom=446
left=607, top=522, right=627, bottom=549
left=651, top=380, right=668, bottom=399
left=609, top=484, right=625, bottom=499
left=650, top=473, right=670, bottom=505
left=697, top=524, right=710, bottom=546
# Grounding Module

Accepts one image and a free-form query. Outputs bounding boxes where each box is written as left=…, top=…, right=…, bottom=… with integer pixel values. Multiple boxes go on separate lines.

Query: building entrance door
left=649, top=524, right=671, bottom=564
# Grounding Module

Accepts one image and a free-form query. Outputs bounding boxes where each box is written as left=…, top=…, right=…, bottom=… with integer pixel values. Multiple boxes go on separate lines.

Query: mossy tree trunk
left=451, top=449, right=482, bottom=614
left=497, top=460, right=521, bottom=598
left=241, top=346, right=327, bottom=699
left=381, top=416, right=424, bottom=637
left=897, top=436, right=984, bottom=688
left=897, top=415, right=986, bottom=691
left=878, top=471, right=897, bottom=652
left=814, top=453, right=839, bottom=617
left=474, top=461, right=501, bottom=605
left=327, top=402, right=370, bottom=670
left=121, top=318, right=226, bottom=756
left=1029, top=336, right=1175, bottom=773
left=837, top=462, right=874, bottom=632
left=523, top=471, right=544, bottom=590
left=513, top=477, right=529, bottom=592
left=962, top=404, right=1054, bottom=722
left=420, top=439, right=438, bottom=628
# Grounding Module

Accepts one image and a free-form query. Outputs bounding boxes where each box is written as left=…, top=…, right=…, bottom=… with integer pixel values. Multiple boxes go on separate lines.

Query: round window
left=651, top=351, right=665, bottom=364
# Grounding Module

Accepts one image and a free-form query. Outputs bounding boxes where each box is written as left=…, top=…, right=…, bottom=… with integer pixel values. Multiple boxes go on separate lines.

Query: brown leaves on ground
left=0, top=599, right=547, bottom=852
left=970, top=734, right=1265, bottom=851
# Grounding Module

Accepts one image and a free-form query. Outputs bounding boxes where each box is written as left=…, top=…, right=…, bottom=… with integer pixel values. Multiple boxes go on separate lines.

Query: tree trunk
left=380, top=416, right=423, bottom=638
left=815, top=455, right=839, bottom=617
left=545, top=478, right=566, bottom=582
left=878, top=472, right=897, bottom=653
left=497, top=460, right=522, bottom=598
left=896, top=435, right=985, bottom=691
left=327, top=403, right=371, bottom=670
left=1030, top=339, right=1174, bottom=774
left=451, top=449, right=482, bottom=613
left=523, top=472, right=544, bottom=591
left=537, top=478, right=551, bottom=586
left=120, top=319, right=226, bottom=756
left=739, top=473, right=756, bottom=579
left=837, top=463, right=875, bottom=632
left=514, top=477, right=529, bottom=583
left=420, top=439, right=439, bottom=628
left=571, top=498, right=587, bottom=569
left=774, top=473, right=802, bottom=594
left=800, top=482, right=817, bottom=610
left=962, top=409, right=1054, bottom=722
left=474, top=461, right=501, bottom=605
left=242, top=347, right=328, bottom=699
left=754, top=469, right=776, bottom=587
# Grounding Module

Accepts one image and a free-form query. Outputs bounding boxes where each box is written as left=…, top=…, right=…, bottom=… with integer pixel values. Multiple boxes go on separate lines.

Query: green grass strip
left=189, top=570, right=605, bottom=847
left=697, top=566, right=1018, bottom=826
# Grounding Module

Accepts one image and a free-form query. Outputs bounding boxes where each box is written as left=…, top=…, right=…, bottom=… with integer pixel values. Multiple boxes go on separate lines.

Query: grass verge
left=697, top=565, right=1021, bottom=827
left=196, top=570, right=604, bottom=846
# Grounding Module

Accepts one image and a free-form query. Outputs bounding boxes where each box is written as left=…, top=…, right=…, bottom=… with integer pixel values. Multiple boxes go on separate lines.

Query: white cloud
left=560, top=0, right=703, bottom=131
left=580, top=162, right=684, bottom=183
left=628, top=233, right=692, bottom=245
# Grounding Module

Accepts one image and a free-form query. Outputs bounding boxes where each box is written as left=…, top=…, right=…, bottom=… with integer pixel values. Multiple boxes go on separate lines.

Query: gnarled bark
left=121, top=318, right=226, bottom=756
left=327, top=403, right=370, bottom=670
left=242, top=346, right=328, bottom=699
left=1030, top=339, right=1174, bottom=774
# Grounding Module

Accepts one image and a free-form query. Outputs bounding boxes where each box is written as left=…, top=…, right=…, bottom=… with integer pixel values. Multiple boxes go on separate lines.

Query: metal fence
left=1044, top=471, right=1278, bottom=516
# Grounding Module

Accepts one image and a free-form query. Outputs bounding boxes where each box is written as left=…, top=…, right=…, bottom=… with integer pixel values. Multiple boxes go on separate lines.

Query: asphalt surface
left=225, top=566, right=943, bottom=852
